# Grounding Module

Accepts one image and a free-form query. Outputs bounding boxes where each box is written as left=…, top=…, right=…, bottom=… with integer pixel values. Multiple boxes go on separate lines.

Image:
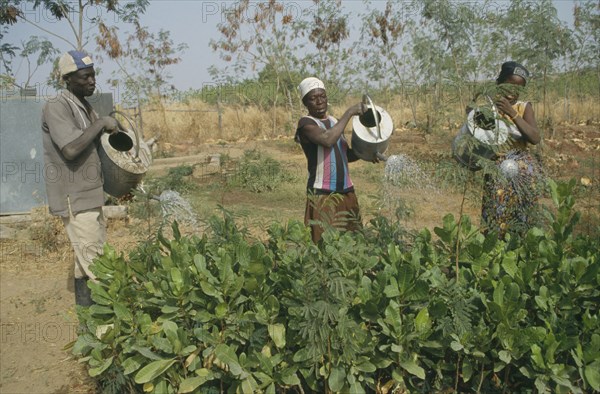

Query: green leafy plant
left=71, top=179, right=599, bottom=393
left=226, top=150, right=296, bottom=193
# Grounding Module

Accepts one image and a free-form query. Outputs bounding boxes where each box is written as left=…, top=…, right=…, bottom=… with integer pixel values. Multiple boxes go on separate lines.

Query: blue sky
left=2, top=0, right=577, bottom=93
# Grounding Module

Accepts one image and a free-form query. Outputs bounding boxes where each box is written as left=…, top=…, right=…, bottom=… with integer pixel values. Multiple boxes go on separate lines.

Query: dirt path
left=0, top=249, right=95, bottom=394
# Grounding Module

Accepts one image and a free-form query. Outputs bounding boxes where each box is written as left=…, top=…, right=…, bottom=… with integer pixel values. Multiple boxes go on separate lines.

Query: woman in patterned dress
left=480, top=61, right=544, bottom=239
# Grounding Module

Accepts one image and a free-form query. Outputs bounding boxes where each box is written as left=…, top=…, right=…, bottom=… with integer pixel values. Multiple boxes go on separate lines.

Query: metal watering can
left=452, top=96, right=510, bottom=170
left=98, top=111, right=152, bottom=198
left=351, top=94, right=394, bottom=161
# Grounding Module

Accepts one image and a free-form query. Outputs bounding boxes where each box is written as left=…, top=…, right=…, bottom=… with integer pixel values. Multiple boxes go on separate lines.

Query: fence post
left=217, top=90, right=223, bottom=138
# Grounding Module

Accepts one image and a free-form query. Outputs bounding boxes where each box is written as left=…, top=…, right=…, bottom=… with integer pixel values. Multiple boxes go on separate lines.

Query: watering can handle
left=362, top=94, right=381, bottom=140
left=109, top=110, right=140, bottom=160
left=484, top=95, right=502, bottom=145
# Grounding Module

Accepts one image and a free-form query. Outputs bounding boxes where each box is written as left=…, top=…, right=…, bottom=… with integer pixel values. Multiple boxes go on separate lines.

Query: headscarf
left=298, top=77, right=325, bottom=100
left=496, top=61, right=529, bottom=84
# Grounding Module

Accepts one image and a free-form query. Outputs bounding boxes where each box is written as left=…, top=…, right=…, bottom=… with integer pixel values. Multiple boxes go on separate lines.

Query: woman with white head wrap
left=295, top=77, right=369, bottom=243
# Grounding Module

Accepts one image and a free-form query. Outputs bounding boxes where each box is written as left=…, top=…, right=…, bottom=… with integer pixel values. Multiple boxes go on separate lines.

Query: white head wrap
left=298, top=77, right=325, bottom=100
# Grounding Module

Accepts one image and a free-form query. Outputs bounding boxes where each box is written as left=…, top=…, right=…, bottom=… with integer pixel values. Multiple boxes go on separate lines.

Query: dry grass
left=136, top=99, right=297, bottom=144
left=131, top=92, right=598, bottom=150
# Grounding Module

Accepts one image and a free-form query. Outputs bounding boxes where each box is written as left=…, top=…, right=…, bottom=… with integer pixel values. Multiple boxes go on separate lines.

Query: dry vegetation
left=135, top=92, right=599, bottom=151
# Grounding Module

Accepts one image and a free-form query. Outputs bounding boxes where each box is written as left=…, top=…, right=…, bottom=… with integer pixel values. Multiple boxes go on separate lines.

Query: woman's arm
left=300, top=104, right=363, bottom=148
left=496, top=98, right=541, bottom=145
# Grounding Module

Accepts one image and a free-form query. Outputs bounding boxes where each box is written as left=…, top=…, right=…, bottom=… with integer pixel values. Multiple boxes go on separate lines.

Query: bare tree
left=0, top=0, right=149, bottom=86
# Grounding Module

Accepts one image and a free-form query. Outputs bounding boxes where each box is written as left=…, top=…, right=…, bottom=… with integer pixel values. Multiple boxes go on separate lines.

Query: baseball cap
left=58, top=50, right=94, bottom=77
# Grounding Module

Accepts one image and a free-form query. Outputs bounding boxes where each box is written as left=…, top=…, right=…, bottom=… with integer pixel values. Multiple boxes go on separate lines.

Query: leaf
left=384, top=300, right=402, bottom=333
left=112, top=301, right=133, bottom=323
left=214, top=344, right=243, bottom=376
left=328, top=366, right=346, bottom=392
left=134, top=358, right=177, bottom=384
left=384, top=277, right=401, bottom=298
left=122, top=354, right=146, bottom=375
left=240, top=376, right=258, bottom=394
left=414, top=307, right=431, bottom=334
left=162, top=320, right=178, bottom=343
left=268, top=323, right=286, bottom=349
left=530, top=344, right=545, bottom=369
left=462, top=359, right=473, bottom=382
left=89, top=356, right=113, bottom=377
left=200, top=281, right=221, bottom=298
left=87, top=281, right=113, bottom=305
left=396, top=265, right=416, bottom=294
left=292, top=348, right=311, bottom=363
left=132, top=345, right=163, bottom=361
left=399, top=359, right=425, bottom=379
left=493, top=280, right=505, bottom=307
left=215, top=302, right=228, bottom=318
left=280, top=367, right=301, bottom=386
left=355, top=359, right=377, bottom=373
left=161, top=305, right=180, bottom=314
left=349, top=381, right=366, bottom=394
left=498, top=350, right=512, bottom=364
left=171, top=267, right=183, bottom=291
left=178, top=370, right=214, bottom=393
left=501, top=253, right=518, bottom=278
left=184, top=348, right=200, bottom=368
left=585, top=361, right=600, bottom=391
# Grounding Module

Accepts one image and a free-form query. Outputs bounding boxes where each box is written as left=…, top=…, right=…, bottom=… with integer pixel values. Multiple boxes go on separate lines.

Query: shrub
left=226, top=150, right=296, bottom=193
left=72, top=180, right=599, bottom=393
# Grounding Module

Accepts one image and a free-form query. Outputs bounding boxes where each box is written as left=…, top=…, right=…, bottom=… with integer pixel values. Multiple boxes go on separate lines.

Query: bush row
left=73, top=179, right=599, bottom=393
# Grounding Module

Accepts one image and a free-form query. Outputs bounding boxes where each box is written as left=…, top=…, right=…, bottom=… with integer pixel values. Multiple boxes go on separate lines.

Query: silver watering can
left=452, top=96, right=510, bottom=170
left=351, top=94, right=394, bottom=161
left=98, top=111, right=153, bottom=198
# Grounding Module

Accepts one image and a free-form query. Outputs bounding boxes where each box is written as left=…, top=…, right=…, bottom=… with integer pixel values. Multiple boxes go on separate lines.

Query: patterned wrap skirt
left=304, top=191, right=362, bottom=243
left=481, top=150, right=545, bottom=239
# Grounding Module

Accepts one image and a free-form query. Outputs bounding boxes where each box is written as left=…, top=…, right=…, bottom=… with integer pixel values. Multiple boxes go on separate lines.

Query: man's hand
left=101, top=116, right=119, bottom=134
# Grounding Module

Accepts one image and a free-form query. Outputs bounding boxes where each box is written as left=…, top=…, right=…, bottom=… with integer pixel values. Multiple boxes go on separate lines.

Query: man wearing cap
left=41, top=50, right=118, bottom=306
left=295, top=77, right=367, bottom=243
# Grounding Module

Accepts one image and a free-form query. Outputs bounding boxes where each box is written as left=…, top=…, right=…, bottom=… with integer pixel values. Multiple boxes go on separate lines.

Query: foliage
left=208, top=0, right=301, bottom=103
left=208, top=0, right=355, bottom=113
left=359, top=1, right=420, bottom=126
left=0, top=0, right=150, bottom=89
left=226, top=150, right=296, bottom=193
left=301, top=0, right=355, bottom=88
left=149, top=165, right=197, bottom=195
left=97, top=21, right=188, bottom=108
left=0, top=0, right=149, bottom=48
left=571, top=0, right=600, bottom=70
left=0, top=34, right=58, bottom=89
left=72, top=179, right=599, bottom=393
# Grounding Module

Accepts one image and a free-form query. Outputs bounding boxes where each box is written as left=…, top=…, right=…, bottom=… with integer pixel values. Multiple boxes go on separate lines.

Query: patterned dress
left=481, top=101, right=544, bottom=239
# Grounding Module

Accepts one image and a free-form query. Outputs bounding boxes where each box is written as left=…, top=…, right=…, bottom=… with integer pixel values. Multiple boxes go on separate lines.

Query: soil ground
left=1, top=125, right=598, bottom=394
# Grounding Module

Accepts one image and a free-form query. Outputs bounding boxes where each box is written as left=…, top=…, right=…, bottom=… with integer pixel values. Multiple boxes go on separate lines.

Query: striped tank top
left=296, top=115, right=354, bottom=194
